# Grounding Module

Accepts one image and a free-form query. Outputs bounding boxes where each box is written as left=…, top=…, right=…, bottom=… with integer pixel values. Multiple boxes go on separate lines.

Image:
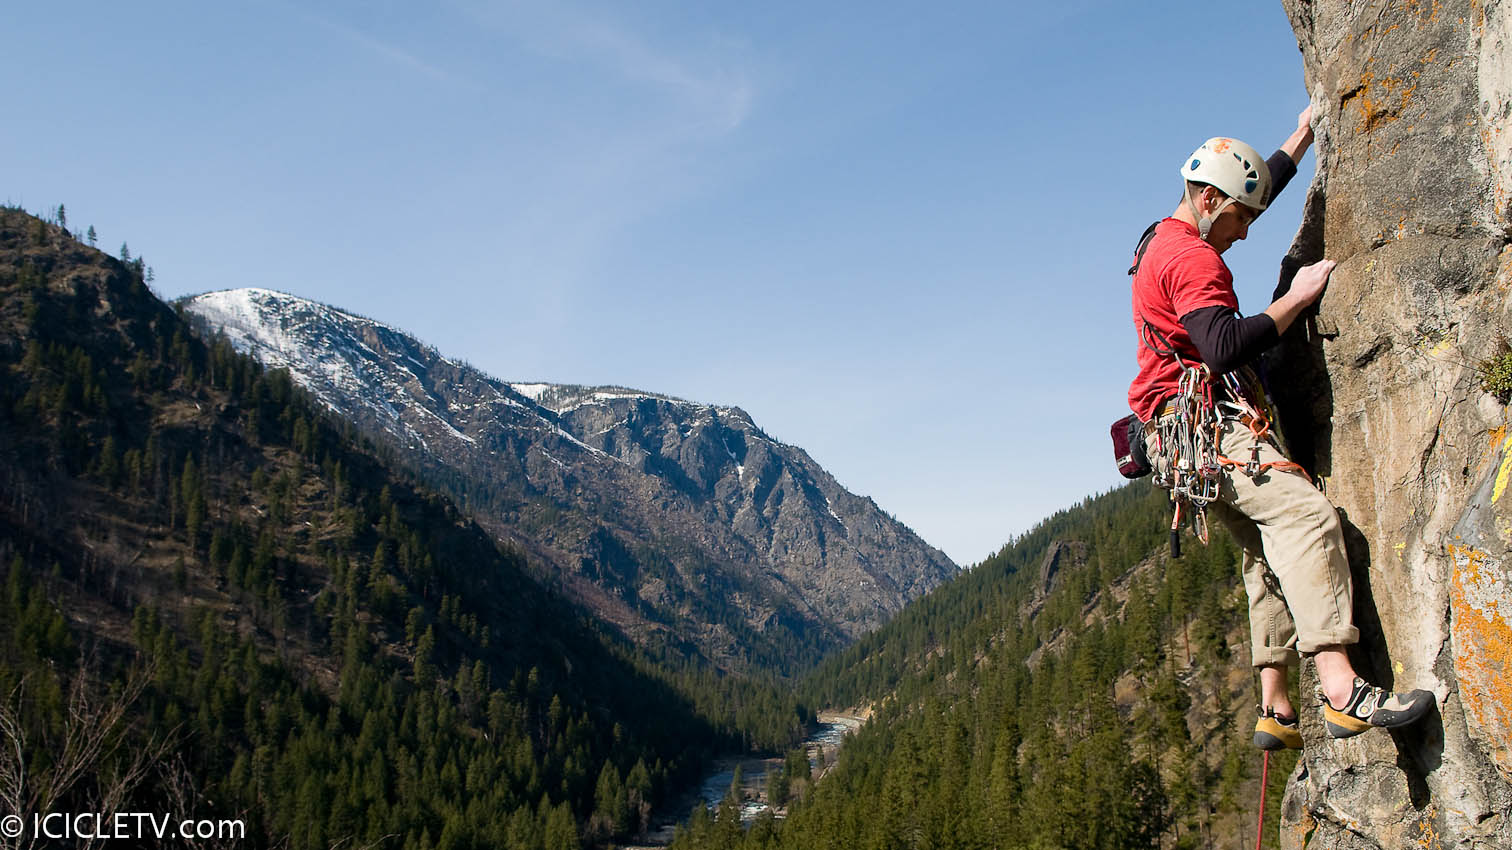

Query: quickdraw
left=1152, top=364, right=1219, bottom=553
left=1144, top=323, right=1309, bottom=556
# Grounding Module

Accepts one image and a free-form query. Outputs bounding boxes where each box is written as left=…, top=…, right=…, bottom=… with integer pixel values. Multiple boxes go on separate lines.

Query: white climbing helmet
left=1179, top=137, right=1271, bottom=240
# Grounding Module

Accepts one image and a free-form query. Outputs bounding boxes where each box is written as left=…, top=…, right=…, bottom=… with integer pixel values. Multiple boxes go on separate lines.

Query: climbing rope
left=1255, top=750, right=1270, bottom=850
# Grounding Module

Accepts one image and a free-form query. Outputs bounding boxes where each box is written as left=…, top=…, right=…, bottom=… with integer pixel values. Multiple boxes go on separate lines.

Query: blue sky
left=7, top=1, right=1316, bottom=566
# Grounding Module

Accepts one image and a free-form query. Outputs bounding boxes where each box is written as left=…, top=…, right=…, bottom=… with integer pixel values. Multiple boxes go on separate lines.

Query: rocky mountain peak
left=182, top=287, right=957, bottom=673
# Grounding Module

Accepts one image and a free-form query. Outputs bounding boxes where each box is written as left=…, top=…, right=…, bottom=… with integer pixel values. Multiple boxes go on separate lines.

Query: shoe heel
left=1322, top=706, right=1371, bottom=739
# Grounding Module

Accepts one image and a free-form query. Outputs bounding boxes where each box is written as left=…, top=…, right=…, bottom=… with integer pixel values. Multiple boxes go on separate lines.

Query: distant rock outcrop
left=1274, top=1, right=1512, bottom=846
left=1037, top=540, right=1082, bottom=599
left=182, top=289, right=957, bottom=674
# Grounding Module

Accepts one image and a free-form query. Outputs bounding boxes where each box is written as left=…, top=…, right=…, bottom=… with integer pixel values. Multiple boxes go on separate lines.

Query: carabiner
left=1245, top=443, right=1263, bottom=477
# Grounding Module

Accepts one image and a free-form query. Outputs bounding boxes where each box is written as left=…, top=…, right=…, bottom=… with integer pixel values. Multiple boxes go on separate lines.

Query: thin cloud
left=565, top=14, right=754, bottom=134
left=461, top=0, right=757, bottom=135
left=292, top=6, right=476, bottom=89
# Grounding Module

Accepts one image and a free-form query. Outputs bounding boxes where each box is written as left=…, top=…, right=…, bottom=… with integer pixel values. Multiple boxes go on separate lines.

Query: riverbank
left=625, top=710, right=867, bottom=848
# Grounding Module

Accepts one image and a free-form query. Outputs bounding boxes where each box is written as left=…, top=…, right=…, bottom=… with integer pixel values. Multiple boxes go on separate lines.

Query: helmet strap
left=1185, top=185, right=1235, bottom=242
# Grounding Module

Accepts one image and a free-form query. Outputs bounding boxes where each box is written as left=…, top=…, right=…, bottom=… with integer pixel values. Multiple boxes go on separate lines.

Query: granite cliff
left=1272, top=1, right=1512, bottom=845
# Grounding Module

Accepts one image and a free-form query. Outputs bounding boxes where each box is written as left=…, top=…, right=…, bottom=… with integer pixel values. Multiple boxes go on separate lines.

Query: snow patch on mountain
left=184, top=289, right=630, bottom=465
left=510, top=383, right=552, bottom=401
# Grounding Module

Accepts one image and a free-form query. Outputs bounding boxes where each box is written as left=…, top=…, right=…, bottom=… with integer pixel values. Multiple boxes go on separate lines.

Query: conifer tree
left=714, top=766, right=745, bottom=849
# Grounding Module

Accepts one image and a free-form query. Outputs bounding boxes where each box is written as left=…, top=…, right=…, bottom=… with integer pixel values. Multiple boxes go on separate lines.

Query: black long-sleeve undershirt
left=1265, top=150, right=1297, bottom=206
left=1176, top=149, right=1298, bottom=373
left=1180, top=306, right=1278, bottom=373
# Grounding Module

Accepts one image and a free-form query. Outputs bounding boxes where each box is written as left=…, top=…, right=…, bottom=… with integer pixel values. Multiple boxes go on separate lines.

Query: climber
left=1126, top=106, right=1435, bottom=749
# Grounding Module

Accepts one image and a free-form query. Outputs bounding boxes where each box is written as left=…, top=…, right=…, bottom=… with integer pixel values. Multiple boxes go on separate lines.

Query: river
left=629, top=712, right=865, bottom=847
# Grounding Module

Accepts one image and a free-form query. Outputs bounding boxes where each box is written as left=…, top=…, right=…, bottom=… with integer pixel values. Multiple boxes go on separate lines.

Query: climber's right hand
left=1264, top=258, right=1335, bottom=334
left=1290, top=259, right=1336, bottom=307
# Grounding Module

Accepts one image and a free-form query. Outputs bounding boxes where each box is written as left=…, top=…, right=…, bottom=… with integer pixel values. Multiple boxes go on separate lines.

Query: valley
left=632, top=712, right=866, bottom=847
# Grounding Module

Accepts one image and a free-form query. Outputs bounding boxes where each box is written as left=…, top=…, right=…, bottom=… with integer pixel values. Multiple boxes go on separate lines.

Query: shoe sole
left=1254, top=730, right=1299, bottom=750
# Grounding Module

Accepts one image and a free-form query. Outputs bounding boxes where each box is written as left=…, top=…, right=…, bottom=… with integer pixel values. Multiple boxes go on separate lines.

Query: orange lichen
left=1448, top=543, right=1512, bottom=781
left=1489, top=424, right=1508, bottom=453
left=1413, top=804, right=1440, bottom=849
left=1287, top=807, right=1318, bottom=848
left=1405, top=0, right=1444, bottom=24
left=1341, top=68, right=1421, bottom=136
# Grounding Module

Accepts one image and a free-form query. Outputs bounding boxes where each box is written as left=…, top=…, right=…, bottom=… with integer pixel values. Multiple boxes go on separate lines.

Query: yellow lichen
left=1495, top=446, right=1512, bottom=504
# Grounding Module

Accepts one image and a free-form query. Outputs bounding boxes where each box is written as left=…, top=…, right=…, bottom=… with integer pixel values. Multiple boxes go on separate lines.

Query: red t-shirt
left=1127, top=218, right=1239, bottom=421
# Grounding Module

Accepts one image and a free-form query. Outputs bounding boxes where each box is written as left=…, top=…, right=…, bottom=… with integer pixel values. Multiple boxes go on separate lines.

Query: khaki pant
left=1147, top=416, right=1358, bottom=667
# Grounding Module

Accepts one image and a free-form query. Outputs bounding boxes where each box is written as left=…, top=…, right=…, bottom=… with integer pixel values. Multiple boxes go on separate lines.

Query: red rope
left=1254, top=750, right=1271, bottom=850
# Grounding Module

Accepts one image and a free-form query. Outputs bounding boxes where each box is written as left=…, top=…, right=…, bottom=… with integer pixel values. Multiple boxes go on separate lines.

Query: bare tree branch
left=0, top=654, right=167, bottom=850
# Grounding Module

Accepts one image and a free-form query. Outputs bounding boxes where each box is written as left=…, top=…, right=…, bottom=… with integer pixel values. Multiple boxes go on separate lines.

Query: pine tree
left=627, top=758, right=654, bottom=832
left=543, top=800, right=579, bottom=850
left=414, top=626, right=436, bottom=683
left=713, top=766, right=744, bottom=849
left=592, top=761, right=629, bottom=838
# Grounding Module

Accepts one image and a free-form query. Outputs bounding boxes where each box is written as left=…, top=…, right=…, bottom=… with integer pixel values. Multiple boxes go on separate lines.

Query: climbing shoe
left=1254, top=707, right=1302, bottom=750
left=1321, top=677, right=1435, bottom=739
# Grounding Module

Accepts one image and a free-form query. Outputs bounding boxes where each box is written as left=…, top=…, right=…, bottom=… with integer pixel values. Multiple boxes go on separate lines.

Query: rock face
left=181, top=289, right=957, bottom=673
left=1274, top=1, right=1512, bottom=846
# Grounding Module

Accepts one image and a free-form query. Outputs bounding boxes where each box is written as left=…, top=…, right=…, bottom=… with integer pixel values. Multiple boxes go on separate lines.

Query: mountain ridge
left=182, top=287, right=957, bottom=675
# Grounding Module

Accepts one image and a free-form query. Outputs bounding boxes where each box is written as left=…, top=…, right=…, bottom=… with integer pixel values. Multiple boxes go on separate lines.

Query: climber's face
left=1207, top=201, right=1259, bottom=254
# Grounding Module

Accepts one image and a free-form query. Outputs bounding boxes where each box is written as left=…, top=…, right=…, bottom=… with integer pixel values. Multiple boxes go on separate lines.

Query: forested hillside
left=672, top=484, right=1294, bottom=850
left=0, top=206, right=810, bottom=850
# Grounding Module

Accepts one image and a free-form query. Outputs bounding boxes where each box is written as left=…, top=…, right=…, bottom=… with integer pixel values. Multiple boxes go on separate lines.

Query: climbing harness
left=1144, top=343, right=1310, bottom=556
